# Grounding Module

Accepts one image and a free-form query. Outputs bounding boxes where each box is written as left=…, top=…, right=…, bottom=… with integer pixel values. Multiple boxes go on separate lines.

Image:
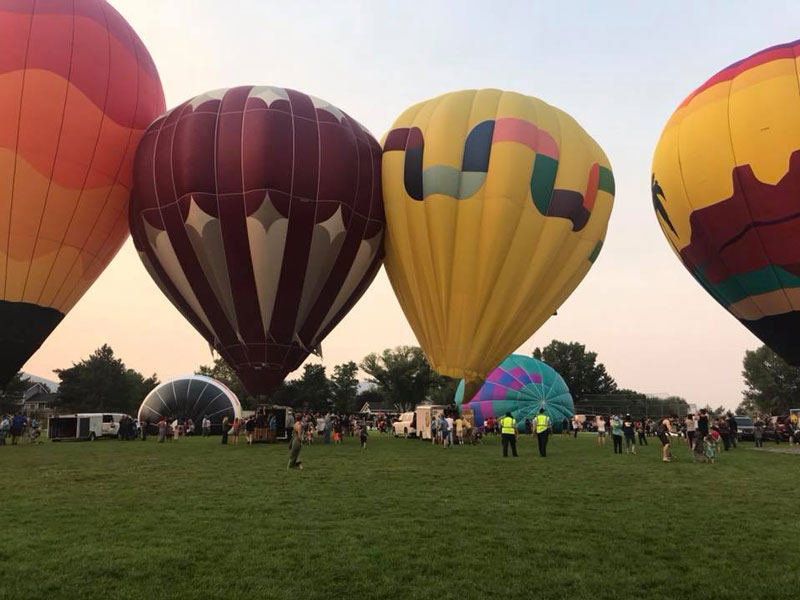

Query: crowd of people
left=429, top=412, right=473, bottom=447
left=6, top=405, right=796, bottom=472
left=0, top=413, right=42, bottom=445
left=153, top=416, right=210, bottom=442
left=554, top=408, right=798, bottom=463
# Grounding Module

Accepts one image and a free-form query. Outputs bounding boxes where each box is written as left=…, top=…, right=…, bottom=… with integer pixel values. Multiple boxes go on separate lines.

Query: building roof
left=359, top=399, right=399, bottom=414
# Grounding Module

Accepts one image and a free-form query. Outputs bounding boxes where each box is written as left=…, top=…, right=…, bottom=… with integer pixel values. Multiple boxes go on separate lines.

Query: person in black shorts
left=658, top=416, right=673, bottom=462
left=697, top=409, right=709, bottom=438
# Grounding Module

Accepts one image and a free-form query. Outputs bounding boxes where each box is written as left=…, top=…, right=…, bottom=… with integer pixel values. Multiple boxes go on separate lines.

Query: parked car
left=733, top=416, right=754, bottom=441
left=392, top=412, right=416, bottom=438
left=762, top=416, right=790, bottom=443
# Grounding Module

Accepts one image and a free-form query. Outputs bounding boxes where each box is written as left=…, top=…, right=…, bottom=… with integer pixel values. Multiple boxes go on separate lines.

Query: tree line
left=3, top=340, right=795, bottom=417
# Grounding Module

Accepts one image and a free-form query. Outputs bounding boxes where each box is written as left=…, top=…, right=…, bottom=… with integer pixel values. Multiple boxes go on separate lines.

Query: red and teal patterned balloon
left=455, top=354, right=574, bottom=432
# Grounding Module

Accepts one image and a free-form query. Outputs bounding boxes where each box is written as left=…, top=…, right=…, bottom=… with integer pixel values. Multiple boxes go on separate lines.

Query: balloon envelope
left=137, top=374, right=241, bottom=431
left=382, top=89, right=614, bottom=382
left=0, top=0, right=164, bottom=386
left=130, top=86, right=385, bottom=395
left=652, top=40, right=800, bottom=365
left=455, top=354, right=574, bottom=432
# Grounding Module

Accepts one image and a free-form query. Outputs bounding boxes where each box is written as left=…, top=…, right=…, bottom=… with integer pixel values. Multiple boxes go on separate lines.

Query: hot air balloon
left=455, top=354, right=574, bottom=432
left=0, top=0, right=165, bottom=386
left=137, top=374, right=242, bottom=434
left=382, top=89, right=614, bottom=384
left=130, top=87, right=385, bottom=395
left=652, top=40, right=800, bottom=364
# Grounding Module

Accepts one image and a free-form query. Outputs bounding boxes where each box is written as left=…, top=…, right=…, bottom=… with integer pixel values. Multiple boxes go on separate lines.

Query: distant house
left=20, top=383, right=57, bottom=417
left=358, top=398, right=400, bottom=415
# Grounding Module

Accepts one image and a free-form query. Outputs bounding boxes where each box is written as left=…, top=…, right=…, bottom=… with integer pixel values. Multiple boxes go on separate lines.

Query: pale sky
left=22, top=0, right=800, bottom=409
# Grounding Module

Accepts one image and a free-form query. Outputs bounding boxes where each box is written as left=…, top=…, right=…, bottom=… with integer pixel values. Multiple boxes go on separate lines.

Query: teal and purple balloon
left=455, top=355, right=574, bottom=432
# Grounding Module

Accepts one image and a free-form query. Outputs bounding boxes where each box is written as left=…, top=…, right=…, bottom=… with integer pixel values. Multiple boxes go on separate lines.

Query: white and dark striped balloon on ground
left=137, top=374, right=241, bottom=432
left=129, top=87, right=385, bottom=395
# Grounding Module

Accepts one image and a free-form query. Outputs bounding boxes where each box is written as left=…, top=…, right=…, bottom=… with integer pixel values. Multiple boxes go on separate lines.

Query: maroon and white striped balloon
left=129, top=86, right=384, bottom=395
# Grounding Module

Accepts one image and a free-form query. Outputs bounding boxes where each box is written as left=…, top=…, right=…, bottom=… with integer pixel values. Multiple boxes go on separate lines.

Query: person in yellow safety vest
left=500, top=412, right=518, bottom=457
left=535, top=407, right=552, bottom=457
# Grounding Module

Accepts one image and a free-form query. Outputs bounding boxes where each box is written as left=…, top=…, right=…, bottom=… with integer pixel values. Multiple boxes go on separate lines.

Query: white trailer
left=48, top=413, right=128, bottom=441
left=415, top=404, right=446, bottom=440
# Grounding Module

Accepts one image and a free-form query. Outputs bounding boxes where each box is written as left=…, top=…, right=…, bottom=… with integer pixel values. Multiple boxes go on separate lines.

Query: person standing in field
left=221, top=416, right=229, bottom=445
left=455, top=416, right=464, bottom=445
left=1, top=414, right=11, bottom=445
left=684, top=414, right=696, bottom=450
left=753, top=417, right=764, bottom=447
left=245, top=415, right=255, bottom=445
left=157, top=417, right=167, bottom=443
left=562, top=417, right=570, bottom=436
left=697, top=409, right=709, bottom=439
left=610, top=415, right=623, bottom=454
left=10, top=413, right=26, bottom=445
left=500, top=412, right=518, bottom=457
left=658, top=415, right=673, bottom=462
left=445, top=414, right=454, bottom=447
left=288, top=418, right=303, bottom=469
left=717, top=418, right=731, bottom=451
left=360, top=422, right=368, bottom=449
left=534, top=408, right=551, bottom=457
left=596, top=415, right=607, bottom=446
left=202, top=416, right=211, bottom=437
left=726, top=413, right=738, bottom=448
left=440, top=415, right=451, bottom=448
left=622, top=415, right=636, bottom=454
left=636, top=419, right=647, bottom=446
left=334, top=417, right=342, bottom=444
left=571, top=417, right=580, bottom=438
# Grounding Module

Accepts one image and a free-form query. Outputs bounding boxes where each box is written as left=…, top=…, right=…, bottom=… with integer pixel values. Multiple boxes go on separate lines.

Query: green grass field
left=1, top=432, right=798, bottom=600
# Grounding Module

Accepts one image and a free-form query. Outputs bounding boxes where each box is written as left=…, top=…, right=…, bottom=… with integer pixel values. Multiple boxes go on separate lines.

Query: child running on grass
left=709, top=427, right=721, bottom=456
left=704, top=434, right=716, bottom=463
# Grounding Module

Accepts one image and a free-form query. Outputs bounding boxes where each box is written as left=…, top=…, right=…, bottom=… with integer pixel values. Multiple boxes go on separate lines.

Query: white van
left=392, top=412, right=416, bottom=438
left=48, top=413, right=128, bottom=441
left=415, top=405, right=446, bottom=440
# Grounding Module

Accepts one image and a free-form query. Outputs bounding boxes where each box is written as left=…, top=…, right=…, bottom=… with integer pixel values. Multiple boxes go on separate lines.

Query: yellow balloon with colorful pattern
left=652, top=40, right=800, bottom=365
left=382, top=89, right=615, bottom=382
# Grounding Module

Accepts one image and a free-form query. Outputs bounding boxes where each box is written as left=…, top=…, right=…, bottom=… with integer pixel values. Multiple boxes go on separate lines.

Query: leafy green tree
left=533, top=340, right=617, bottom=401
left=360, top=346, right=452, bottom=411
left=196, top=357, right=257, bottom=408
left=738, top=345, right=800, bottom=415
left=615, top=388, right=646, bottom=399
left=55, top=344, right=159, bottom=415
left=270, top=381, right=298, bottom=408
left=330, top=361, right=359, bottom=414
left=428, top=377, right=460, bottom=407
left=293, top=363, right=331, bottom=412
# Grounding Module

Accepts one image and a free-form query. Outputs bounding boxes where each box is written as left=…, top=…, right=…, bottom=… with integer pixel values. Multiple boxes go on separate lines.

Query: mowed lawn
left=1, top=432, right=798, bottom=600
